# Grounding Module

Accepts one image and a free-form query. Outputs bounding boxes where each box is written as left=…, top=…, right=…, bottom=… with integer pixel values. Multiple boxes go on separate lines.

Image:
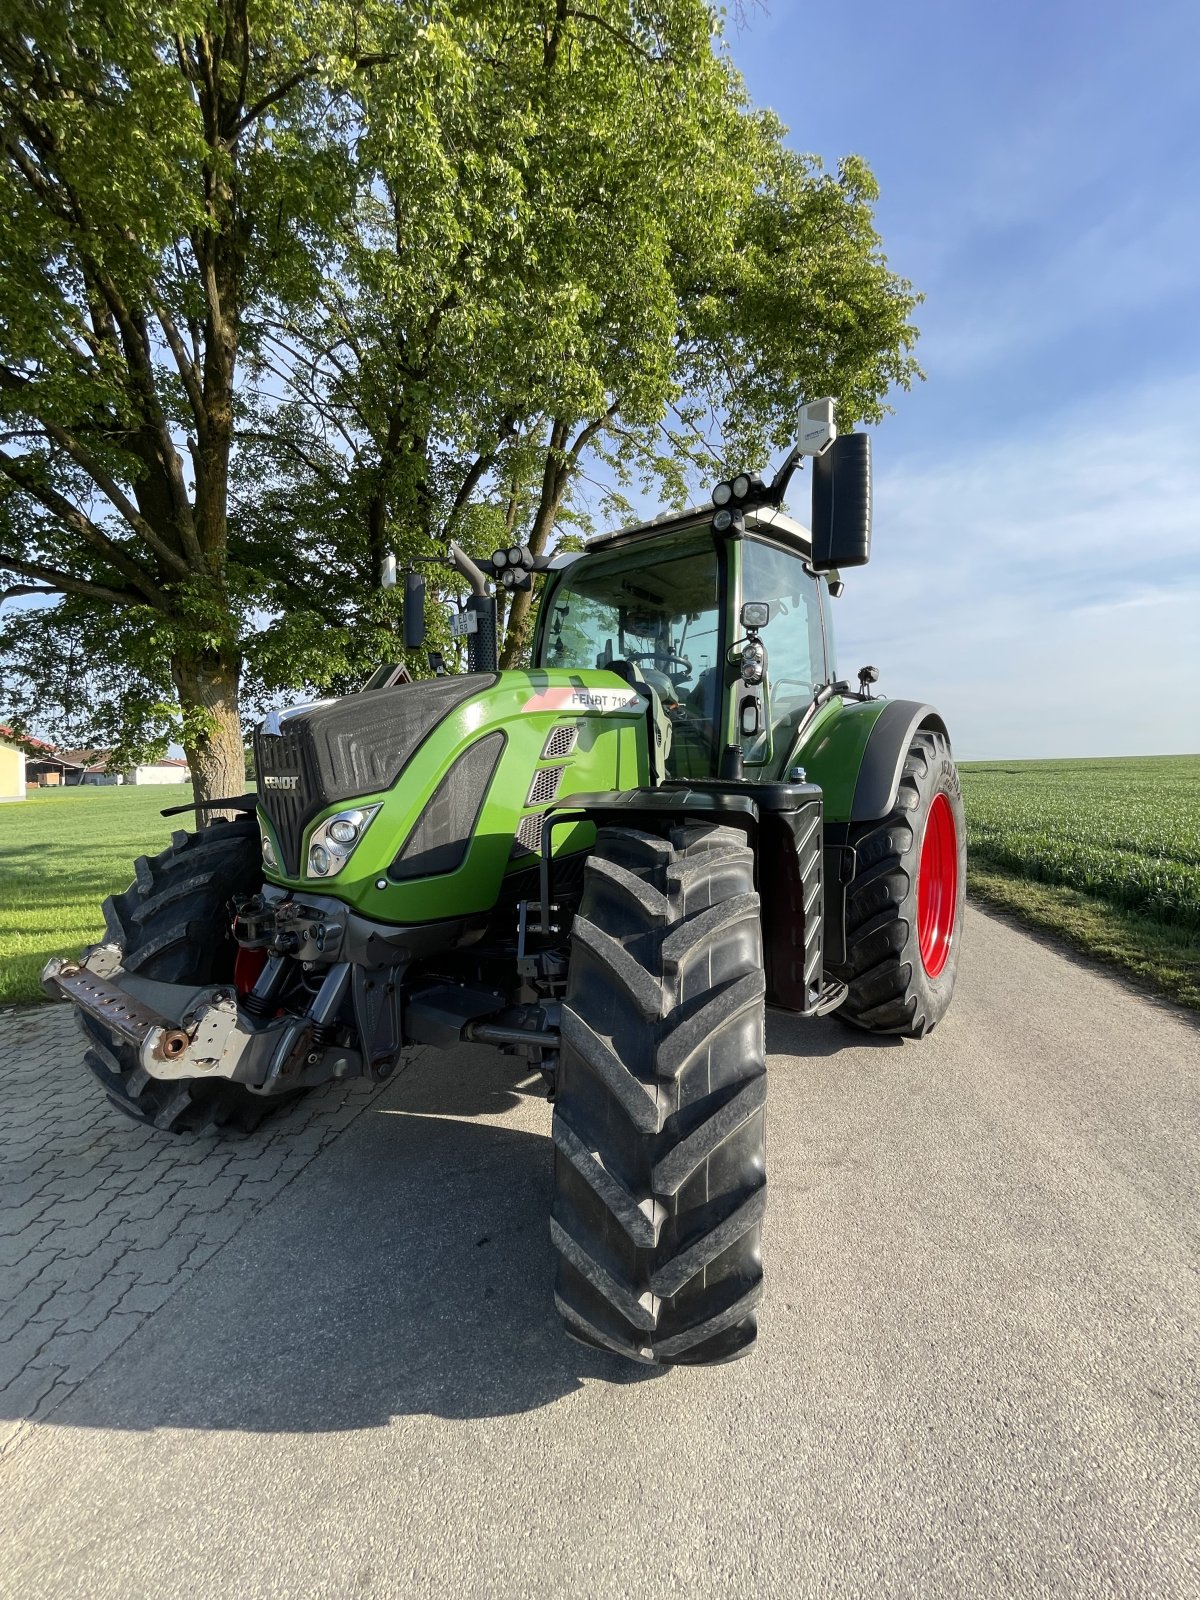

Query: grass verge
left=968, top=866, right=1200, bottom=1013
left=0, top=787, right=183, bottom=1007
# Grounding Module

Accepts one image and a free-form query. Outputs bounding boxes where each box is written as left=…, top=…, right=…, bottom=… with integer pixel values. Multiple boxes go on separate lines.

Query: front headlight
left=261, top=829, right=279, bottom=871
left=306, top=805, right=382, bottom=879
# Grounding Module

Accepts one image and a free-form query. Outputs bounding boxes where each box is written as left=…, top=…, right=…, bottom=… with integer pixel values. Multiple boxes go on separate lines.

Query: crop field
left=959, top=754, right=1200, bottom=1009
left=2, top=758, right=1198, bottom=1011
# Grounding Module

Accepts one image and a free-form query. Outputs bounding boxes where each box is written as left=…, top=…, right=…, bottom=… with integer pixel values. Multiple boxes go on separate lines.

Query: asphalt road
left=1, top=904, right=1196, bottom=1599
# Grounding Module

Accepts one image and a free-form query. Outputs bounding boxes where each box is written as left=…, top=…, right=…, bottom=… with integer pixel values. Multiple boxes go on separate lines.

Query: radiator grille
left=515, top=813, right=544, bottom=855
left=526, top=766, right=564, bottom=808
left=541, top=724, right=577, bottom=760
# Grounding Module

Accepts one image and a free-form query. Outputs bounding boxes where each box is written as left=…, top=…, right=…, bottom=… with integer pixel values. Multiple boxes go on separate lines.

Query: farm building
left=0, top=728, right=26, bottom=803
left=60, top=752, right=190, bottom=786
left=21, top=744, right=191, bottom=787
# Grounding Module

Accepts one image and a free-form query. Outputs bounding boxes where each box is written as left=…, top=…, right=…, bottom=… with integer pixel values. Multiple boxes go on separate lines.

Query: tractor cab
left=532, top=505, right=831, bottom=784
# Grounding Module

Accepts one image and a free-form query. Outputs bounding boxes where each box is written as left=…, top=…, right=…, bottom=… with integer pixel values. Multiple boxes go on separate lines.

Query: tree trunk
left=499, top=419, right=571, bottom=668
left=171, top=646, right=246, bottom=809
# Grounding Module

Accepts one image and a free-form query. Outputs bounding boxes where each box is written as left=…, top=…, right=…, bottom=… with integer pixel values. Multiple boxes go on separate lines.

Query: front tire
left=552, top=823, right=767, bottom=1366
left=830, top=728, right=966, bottom=1037
left=78, top=819, right=300, bottom=1134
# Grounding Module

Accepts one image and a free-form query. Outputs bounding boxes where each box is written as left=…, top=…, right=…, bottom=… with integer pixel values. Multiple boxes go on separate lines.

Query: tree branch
left=563, top=10, right=665, bottom=65
left=0, top=451, right=170, bottom=607
left=0, top=370, right=191, bottom=579
left=0, top=555, right=139, bottom=608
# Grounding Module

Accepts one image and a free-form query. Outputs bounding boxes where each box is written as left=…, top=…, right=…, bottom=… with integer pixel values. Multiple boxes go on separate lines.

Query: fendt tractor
left=44, top=400, right=966, bottom=1366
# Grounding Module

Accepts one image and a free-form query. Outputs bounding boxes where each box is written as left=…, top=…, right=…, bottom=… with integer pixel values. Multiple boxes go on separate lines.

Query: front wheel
left=552, top=823, right=767, bottom=1366
left=830, top=728, right=966, bottom=1037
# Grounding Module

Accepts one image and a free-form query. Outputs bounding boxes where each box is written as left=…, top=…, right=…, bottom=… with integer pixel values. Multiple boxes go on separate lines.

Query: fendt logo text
left=262, top=774, right=299, bottom=790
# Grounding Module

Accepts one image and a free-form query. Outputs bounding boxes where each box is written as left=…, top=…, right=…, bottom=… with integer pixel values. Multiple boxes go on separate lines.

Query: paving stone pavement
left=0, top=1001, right=392, bottom=1456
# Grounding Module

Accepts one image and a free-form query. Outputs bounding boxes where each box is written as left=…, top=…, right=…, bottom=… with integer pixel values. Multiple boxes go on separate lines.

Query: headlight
left=261, top=830, right=279, bottom=871
left=306, top=804, right=382, bottom=879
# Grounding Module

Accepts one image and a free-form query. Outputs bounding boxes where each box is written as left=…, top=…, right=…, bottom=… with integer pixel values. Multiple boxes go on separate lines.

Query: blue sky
left=729, top=0, right=1200, bottom=757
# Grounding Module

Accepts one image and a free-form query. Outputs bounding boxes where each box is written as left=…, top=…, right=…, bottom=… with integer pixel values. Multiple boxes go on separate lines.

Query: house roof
left=0, top=724, right=58, bottom=756
left=52, top=749, right=110, bottom=770
left=1, top=725, right=189, bottom=771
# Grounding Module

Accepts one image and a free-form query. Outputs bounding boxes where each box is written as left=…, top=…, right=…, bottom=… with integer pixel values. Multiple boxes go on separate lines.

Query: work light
left=712, top=481, right=733, bottom=507
left=712, top=506, right=745, bottom=535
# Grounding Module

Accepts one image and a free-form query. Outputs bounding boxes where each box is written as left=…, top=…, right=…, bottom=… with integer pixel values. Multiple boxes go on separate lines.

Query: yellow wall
left=0, top=739, right=26, bottom=802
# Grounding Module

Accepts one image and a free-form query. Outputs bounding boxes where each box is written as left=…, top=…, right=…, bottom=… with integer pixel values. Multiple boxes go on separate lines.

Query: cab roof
left=585, top=503, right=812, bottom=558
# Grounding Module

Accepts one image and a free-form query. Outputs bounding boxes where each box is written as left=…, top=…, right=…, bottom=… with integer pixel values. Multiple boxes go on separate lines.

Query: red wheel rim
left=917, top=793, right=958, bottom=978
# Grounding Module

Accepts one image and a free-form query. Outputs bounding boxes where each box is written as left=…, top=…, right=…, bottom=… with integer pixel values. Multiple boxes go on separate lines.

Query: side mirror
left=403, top=570, right=427, bottom=649
left=810, top=433, right=871, bottom=571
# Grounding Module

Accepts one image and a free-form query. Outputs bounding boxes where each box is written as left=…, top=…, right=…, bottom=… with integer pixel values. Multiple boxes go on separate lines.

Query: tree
left=1, top=1, right=922, bottom=779
left=249, top=4, right=920, bottom=671
left=0, top=0, right=383, bottom=798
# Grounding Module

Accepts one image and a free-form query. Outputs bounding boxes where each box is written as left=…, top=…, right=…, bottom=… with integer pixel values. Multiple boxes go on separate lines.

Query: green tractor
left=44, top=400, right=965, bottom=1367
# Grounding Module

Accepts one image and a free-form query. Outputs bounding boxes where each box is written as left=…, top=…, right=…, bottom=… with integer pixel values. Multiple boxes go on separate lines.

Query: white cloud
left=833, top=376, right=1200, bottom=758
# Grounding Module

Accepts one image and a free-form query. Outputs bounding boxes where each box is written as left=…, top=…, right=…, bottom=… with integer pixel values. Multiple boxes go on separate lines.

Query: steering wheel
left=626, top=649, right=692, bottom=679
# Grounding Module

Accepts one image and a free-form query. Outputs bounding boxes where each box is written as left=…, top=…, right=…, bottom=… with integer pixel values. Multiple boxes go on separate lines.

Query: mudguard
left=792, top=697, right=949, bottom=825
left=793, top=697, right=950, bottom=968
left=847, top=699, right=950, bottom=821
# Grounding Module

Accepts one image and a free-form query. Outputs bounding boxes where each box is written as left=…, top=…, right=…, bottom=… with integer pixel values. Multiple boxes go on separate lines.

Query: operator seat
left=607, top=659, right=674, bottom=784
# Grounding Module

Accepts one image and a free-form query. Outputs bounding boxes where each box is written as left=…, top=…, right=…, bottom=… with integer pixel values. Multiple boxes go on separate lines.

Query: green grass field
left=0, top=787, right=184, bottom=1007
left=2, top=757, right=1198, bottom=1010
left=959, top=754, right=1200, bottom=1010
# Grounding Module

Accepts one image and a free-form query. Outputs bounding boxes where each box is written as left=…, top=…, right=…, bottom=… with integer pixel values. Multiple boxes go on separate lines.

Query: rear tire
left=830, top=728, right=966, bottom=1037
left=552, top=823, right=767, bottom=1365
left=79, top=819, right=302, bottom=1134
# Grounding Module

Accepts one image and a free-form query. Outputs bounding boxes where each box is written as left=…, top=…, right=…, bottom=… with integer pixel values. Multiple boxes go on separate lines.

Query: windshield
left=539, top=536, right=722, bottom=777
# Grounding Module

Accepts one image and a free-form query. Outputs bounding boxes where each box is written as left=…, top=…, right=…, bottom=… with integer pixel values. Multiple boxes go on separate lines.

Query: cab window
left=741, top=538, right=827, bottom=767
left=539, top=536, right=722, bottom=778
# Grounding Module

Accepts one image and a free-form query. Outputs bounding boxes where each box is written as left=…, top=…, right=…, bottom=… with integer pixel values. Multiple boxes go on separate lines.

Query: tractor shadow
left=766, top=1009, right=906, bottom=1058
left=36, top=1044, right=666, bottom=1436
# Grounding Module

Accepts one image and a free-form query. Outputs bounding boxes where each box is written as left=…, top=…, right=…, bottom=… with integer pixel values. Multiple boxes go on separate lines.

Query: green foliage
left=1, top=0, right=923, bottom=751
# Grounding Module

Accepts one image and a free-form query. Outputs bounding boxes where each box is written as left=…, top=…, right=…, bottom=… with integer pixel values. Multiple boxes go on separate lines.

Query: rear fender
left=796, top=698, right=950, bottom=965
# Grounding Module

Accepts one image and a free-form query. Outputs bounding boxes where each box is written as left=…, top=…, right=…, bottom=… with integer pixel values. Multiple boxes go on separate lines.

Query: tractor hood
left=253, top=669, right=648, bottom=922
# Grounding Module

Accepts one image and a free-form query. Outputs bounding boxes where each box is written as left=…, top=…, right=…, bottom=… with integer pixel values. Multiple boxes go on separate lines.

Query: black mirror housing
left=810, top=433, right=872, bottom=571
left=403, top=570, right=427, bottom=649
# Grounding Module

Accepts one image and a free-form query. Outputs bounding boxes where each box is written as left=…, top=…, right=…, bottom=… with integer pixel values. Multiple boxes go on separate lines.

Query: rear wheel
left=830, top=728, right=966, bottom=1037
left=552, top=823, right=767, bottom=1365
left=79, top=819, right=303, bottom=1134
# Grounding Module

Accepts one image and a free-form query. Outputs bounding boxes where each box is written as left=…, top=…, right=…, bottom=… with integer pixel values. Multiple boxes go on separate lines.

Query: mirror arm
left=448, top=540, right=490, bottom=598
left=763, top=443, right=803, bottom=508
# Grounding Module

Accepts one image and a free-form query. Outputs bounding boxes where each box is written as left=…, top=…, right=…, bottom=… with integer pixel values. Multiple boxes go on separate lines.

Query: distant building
left=0, top=728, right=26, bottom=803
left=121, top=759, right=190, bottom=786
left=8, top=734, right=191, bottom=789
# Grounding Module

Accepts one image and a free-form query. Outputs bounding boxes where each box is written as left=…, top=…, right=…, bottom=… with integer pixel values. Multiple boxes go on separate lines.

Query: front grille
left=526, top=766, right=564, bottom=808
left=254, top=721, right=314, bottom=874
left=541, top=724, right=577, bottom=759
